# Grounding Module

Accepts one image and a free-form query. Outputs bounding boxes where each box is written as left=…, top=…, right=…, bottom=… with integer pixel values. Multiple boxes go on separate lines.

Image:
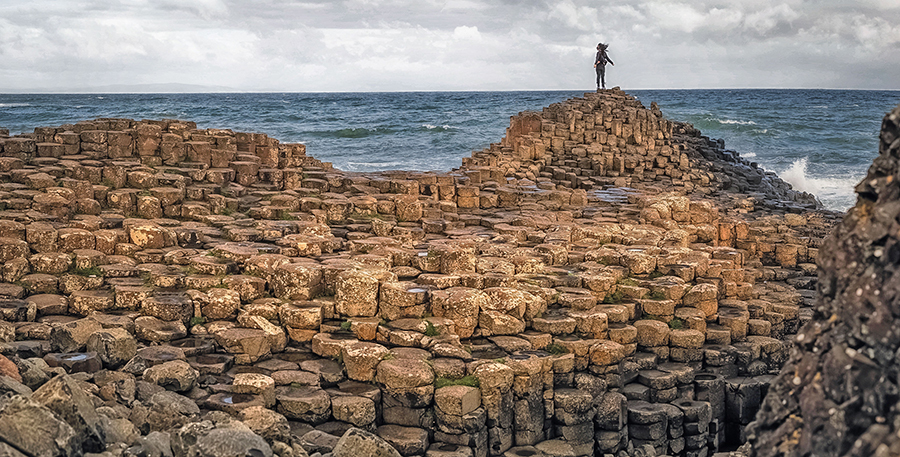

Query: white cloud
left=706, top=8, right=743, bottom=30
left=157, top=0, right=229, bottom=19
left=644, top=2, right=707, bottom=33
left=547, top=0, right=599, bottom=32
left=453, top=25, right=482, bottom=41
left=442, top=1, right=489, bottom=12
left=743, top=4, right=799, bottom=35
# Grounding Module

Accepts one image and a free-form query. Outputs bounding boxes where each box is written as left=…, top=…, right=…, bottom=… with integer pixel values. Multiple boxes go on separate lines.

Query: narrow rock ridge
left=462, top=90, right=821, bottom=216
left=747, top=103, right=900, bottom=456
left=0, top=90, right=840, bottom=457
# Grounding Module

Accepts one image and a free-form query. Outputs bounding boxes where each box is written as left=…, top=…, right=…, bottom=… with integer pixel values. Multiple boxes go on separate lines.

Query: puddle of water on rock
left=63, top=353, right=89, bottom=361
left=591, top=187, right=640, bottom=204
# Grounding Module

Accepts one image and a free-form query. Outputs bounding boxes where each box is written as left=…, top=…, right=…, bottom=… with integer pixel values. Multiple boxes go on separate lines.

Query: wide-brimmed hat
left=597, top=43, right=608, bottom=50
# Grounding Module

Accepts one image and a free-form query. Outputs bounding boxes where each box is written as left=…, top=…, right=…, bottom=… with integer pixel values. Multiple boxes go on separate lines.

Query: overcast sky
left=1, top=0, right=899, bottom=92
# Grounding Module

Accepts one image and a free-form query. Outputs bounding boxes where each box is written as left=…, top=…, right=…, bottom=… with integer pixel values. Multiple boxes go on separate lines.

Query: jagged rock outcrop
left=748, top=104, right=900, bottom=456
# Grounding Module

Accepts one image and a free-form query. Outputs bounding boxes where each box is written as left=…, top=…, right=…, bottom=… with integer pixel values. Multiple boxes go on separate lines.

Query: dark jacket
left=595, top=50, right=613, bottom=66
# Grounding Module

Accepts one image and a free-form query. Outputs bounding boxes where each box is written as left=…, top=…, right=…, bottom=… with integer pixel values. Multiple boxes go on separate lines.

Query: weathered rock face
left=748, top=104, right=900, bottom=456
left=332, top=427, right=402, bottom=457
left=0, top=393, right=80, bottom=457
left=31, top=373, right=107, bottom=452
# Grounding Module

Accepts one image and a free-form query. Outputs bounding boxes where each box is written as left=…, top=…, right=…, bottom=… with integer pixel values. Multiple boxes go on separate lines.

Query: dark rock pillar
left=748, top=104, right=900, bottom=456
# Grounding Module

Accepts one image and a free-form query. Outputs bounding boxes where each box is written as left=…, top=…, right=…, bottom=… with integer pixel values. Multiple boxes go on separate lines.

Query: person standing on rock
left=594, top=43, right=614, bottom=90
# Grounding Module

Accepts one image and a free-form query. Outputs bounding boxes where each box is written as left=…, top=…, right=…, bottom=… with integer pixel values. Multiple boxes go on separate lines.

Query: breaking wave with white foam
left=777, top=158, right=860, bottom=211
left=422, top=124, right=458, bottom=131
left=715, top=118, right=757, bottom=125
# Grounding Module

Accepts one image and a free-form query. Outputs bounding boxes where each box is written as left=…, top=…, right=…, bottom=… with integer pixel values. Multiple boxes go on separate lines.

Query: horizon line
left=2, top=87, right=900, bottom=95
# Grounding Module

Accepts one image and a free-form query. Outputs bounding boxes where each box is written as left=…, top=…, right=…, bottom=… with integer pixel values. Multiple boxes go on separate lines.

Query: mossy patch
left=602, top=291, right=623, bottom=304
left=546, top=343, right=569, bottom=355
left=71, top=266, right=104, bottom=277
left=424, top=319, right=438, bottom=337
left=277, top=210, right=298, bottom=221
left=648, top=290, right=667, bottom=301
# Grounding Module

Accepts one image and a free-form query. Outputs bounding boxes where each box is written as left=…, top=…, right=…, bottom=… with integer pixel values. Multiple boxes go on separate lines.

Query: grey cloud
left=0, top=0, right=898, bottom=91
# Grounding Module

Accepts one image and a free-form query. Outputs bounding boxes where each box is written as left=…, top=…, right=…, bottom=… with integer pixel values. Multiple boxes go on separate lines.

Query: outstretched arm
left=608, top=55, right=614, bottom=66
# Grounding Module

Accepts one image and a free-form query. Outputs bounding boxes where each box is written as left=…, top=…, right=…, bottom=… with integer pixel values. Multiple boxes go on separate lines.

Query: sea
left=1, top=89, right=898, bottom=212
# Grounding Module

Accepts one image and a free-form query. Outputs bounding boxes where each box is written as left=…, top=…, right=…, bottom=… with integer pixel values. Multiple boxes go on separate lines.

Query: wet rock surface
left=0, top=90, right=845, bottom=457
left=747, top=104, right=900, bottom=456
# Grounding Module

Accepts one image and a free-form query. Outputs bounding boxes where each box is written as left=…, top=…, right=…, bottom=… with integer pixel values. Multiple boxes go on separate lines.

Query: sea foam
left=716, top=118, right=757, bottom=125
left=778, top=157, right=860, bottom=211
left=422, top=124, right=457, bottom=131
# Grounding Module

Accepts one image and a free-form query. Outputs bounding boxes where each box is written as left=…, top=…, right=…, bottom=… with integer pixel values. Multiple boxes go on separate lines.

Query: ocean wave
left=0, top=103, right=31, bottom=107
left=345, top=161, right=407, bottom=170
left=777, top=157, right=859, bottom=211
left=421, top=124, right=457, bottom=131
left=742, top=152, right=757, bottom=158
left=306, top=127, right=395, bottom=139
left=716, top=119, right=757, bottom=125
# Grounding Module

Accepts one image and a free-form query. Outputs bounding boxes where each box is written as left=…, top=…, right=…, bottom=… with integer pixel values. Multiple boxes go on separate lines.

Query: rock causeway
left=0, top=89, right=851, bottom=457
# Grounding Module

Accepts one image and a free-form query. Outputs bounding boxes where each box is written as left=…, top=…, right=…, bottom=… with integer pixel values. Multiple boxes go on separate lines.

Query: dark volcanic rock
left=748, top=104, right=900, bottom=455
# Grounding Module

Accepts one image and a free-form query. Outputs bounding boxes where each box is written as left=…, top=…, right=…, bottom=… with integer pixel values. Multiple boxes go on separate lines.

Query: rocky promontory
left=0, top=89, right=841, bottom=457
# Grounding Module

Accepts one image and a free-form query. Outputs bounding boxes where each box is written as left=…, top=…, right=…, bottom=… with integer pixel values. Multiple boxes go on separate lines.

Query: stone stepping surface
left=0, top=90, right=841, bottom=457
